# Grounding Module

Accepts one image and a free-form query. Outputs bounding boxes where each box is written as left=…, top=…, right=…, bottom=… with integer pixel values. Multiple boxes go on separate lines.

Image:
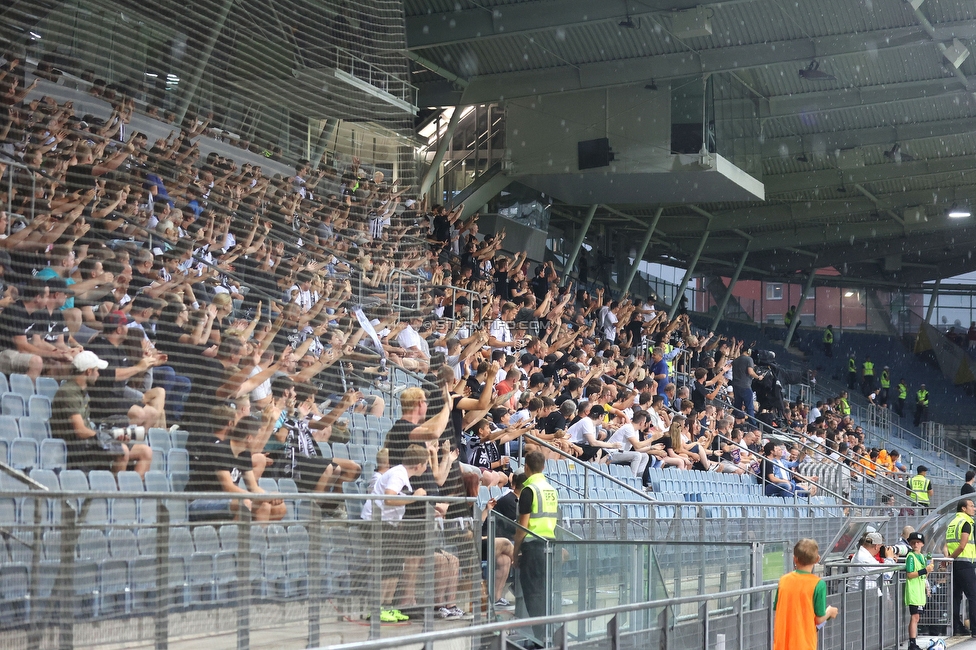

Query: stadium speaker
left=577, top=138, right=614, bottom=170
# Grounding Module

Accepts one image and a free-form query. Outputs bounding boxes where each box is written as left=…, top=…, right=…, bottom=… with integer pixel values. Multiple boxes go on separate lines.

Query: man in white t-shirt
left=606, top=411, right=656, bottom=479
left=487, top=302, right=518, bottom=353
left=397, top=311, right=430, bottom=361
left=360, top=444, right=429, bottom=623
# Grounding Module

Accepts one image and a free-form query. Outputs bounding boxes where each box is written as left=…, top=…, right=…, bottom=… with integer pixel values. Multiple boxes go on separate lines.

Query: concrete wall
left=505, top=83, right=671, bottom=175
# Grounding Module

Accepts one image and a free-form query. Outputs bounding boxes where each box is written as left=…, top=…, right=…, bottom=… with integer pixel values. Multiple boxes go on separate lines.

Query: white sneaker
left=447, top=606, right=465, bottom=619
left=437, top=607, right=453, bottom=619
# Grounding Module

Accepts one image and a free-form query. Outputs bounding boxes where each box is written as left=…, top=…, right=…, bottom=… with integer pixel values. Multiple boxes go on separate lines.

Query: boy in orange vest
left=773, top=539, right=839, bottom=650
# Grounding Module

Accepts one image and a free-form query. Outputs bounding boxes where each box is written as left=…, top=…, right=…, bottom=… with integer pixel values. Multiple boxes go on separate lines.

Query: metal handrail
left=317, top=565, right=898, bottom=650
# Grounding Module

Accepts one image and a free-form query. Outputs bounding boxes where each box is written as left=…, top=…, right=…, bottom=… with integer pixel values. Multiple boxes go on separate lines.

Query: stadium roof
left=405, top=0, right=976, bottom=286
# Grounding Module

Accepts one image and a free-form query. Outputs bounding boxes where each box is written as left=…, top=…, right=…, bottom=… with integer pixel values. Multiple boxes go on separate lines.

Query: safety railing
left=318, top=564, right=908, bottom=650
left=791, top=379, right=967, bottom=481
left=0, top=154, right=38, bottom=223
left=0, top=489, right=479, bottom=649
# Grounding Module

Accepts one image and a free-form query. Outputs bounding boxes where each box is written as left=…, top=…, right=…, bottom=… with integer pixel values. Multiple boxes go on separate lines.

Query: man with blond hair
left=384, top=385, right=452, bottom=466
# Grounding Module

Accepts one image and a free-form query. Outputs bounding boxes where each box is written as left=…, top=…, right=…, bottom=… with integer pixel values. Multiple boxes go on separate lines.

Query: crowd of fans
left=0, top=55, right=917, bottom=622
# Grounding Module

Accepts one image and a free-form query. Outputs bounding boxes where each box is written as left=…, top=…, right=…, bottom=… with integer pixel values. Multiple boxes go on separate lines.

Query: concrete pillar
left=562, top=205, right=599, bottom=287
left=174, top=0, right=236, bottom=126
left=925, top=278, right=941, bottom=324
left=310, top=118, right=340, bottom=168
left=668, top=231, right=710, bottom=320
left=619, top=208, right=663, bottom=296
left=709, top=249, right=749, bottom=332
left=784, top=270, right=817, bottom=349
left=419, top=106, right=462, bottom=200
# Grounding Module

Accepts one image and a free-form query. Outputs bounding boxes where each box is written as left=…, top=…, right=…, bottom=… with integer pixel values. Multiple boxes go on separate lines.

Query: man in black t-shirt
left=0, top=278, right=49, bottom=379
left=85, top=311, right=168, bottom=428
left=187, top=417, right=286, bottom=522
left=64, top=141, right=135, bottom=194
left=384, top=385, right=451, bottom=466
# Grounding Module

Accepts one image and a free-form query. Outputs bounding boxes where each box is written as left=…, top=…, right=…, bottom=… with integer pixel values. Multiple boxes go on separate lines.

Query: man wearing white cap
left=847, top=530, right=896, bottom=595
left=51, top=351, right=153, bottom=476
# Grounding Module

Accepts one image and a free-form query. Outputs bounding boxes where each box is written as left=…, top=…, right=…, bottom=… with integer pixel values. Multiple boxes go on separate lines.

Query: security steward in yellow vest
left=907, top=466, right=932, bottom=509
left=862, top=357, right=875, bottom=393
left=514, top=450, right=558, bottom=643
left=878, top=367, right=890, bottom=406
left=914, top=384, right=929, bottom=428
left=848, top=355, right=857, bottom=390
left=947, top=499, right=976, bottom=635
left=822, top=324, right=833, bottom=357
left=896, top=380, right=908, bottom=418
left=837, top=392, right=851, bottom=417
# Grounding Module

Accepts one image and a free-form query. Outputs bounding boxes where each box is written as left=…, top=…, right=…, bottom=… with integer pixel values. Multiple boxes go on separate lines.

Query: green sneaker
left=379, top=610, right=399, bottom=623
left=390, top=609, right=410, bottom=621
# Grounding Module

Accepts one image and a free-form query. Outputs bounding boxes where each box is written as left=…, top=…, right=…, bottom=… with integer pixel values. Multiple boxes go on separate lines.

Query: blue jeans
left=732, top=386, right=755, bottom=417
left=152, top=365, right=192, bottom=422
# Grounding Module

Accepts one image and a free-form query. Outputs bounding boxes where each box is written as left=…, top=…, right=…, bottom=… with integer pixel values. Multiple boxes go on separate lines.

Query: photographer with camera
left=847, top=531, right=897, bottom=595
left=51, top=351, right=153, bottom=476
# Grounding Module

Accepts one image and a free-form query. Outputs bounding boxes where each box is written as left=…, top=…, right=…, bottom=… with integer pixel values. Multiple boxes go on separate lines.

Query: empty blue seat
left=38, top=438, right=66, bottom=471
left=9, top=438, right=37, bottom=471
left=2, top=394, right=25, bottom=418
left=19, top=417, right=49, bottom=443
left=167, top=448, right=189, bottom=475
left=285, top=525, right=310, bottom=597
left=171, top=428, right=189, bottom=450
left=148, top=428, right=171, bottom=454
left=87, top=470, right=117, bottom=525
left=8, top=374, right=33, bottom=402
left=27, top=395, right=51, bottom=420
left=35, top=376, right=59, bottom=402
left=0, top=415, right=18, bottom=442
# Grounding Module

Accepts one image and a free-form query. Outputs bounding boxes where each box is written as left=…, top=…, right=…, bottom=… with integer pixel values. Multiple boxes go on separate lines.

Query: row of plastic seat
left=0, top=414, right=52, bottom=443
left=0, top=373, right=60, bottom=402
left=0, top=393, right=51, bottom=420
left=0, top=522, right=320, bottom=622
left=0, top=437, right=66, bottom=473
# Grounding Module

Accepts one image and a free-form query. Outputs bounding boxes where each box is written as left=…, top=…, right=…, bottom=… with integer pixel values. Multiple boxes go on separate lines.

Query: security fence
left=318, top=565, right=916, bottom=650
left=0, top=488, right=480, bottom=650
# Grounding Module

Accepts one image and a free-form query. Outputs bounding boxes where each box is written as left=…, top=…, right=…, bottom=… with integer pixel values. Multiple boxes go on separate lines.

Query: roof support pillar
left=419, top=106, right=462, bottom=200
left=619, top=208, right=663, bottom=296
left=925, top=278, right=942, bottom=324
left=310, top=118, right=340, bottom=168
left=668, top=231, right=710, bottom=320
left=563, top=204, right=598, bottom=287
left=709, top=249, right=749, bottom=332
left=784, top=271, right=817, bottom=349
left=174, top=0, right=235, bottom=126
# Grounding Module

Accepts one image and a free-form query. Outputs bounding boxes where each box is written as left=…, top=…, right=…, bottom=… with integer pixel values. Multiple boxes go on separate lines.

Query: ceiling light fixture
left=799, top=60, right=836, bottom=81
left=619, top=15, right=639, bottom=28
left=948, top=204, right=972, bottom=218
left=844, top=291, right=854, bottom=297
left=644, top=80, right=658, bottom=91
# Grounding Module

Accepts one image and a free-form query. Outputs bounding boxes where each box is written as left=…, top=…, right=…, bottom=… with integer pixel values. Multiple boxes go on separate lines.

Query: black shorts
left=293, top=455, right=339, bottom=492
left=908, top=604, right=923, bottom=615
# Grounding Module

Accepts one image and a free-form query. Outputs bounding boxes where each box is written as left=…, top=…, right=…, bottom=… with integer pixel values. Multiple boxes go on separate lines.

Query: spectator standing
left=822, top=325, right=833, bottom=358
left=947, top=499, right=976, bottom=636
left=964, top=471, right=976, bottom=496
left=513, top=450, right=557, bottom=645
left=848, top=354, right=857, bottom=390
left=731, top=348, right=763, bottom=418
left=772, top=539, right=838, bottom=650
left=360, top=444, right=430, bottom=624
left=903, top=532, right=933, bottom=650
left=847, top=531, right=896, bottom=595
left=914, top=385, right=929, bottom=427
left=878, top=367, right=890, bottom=407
